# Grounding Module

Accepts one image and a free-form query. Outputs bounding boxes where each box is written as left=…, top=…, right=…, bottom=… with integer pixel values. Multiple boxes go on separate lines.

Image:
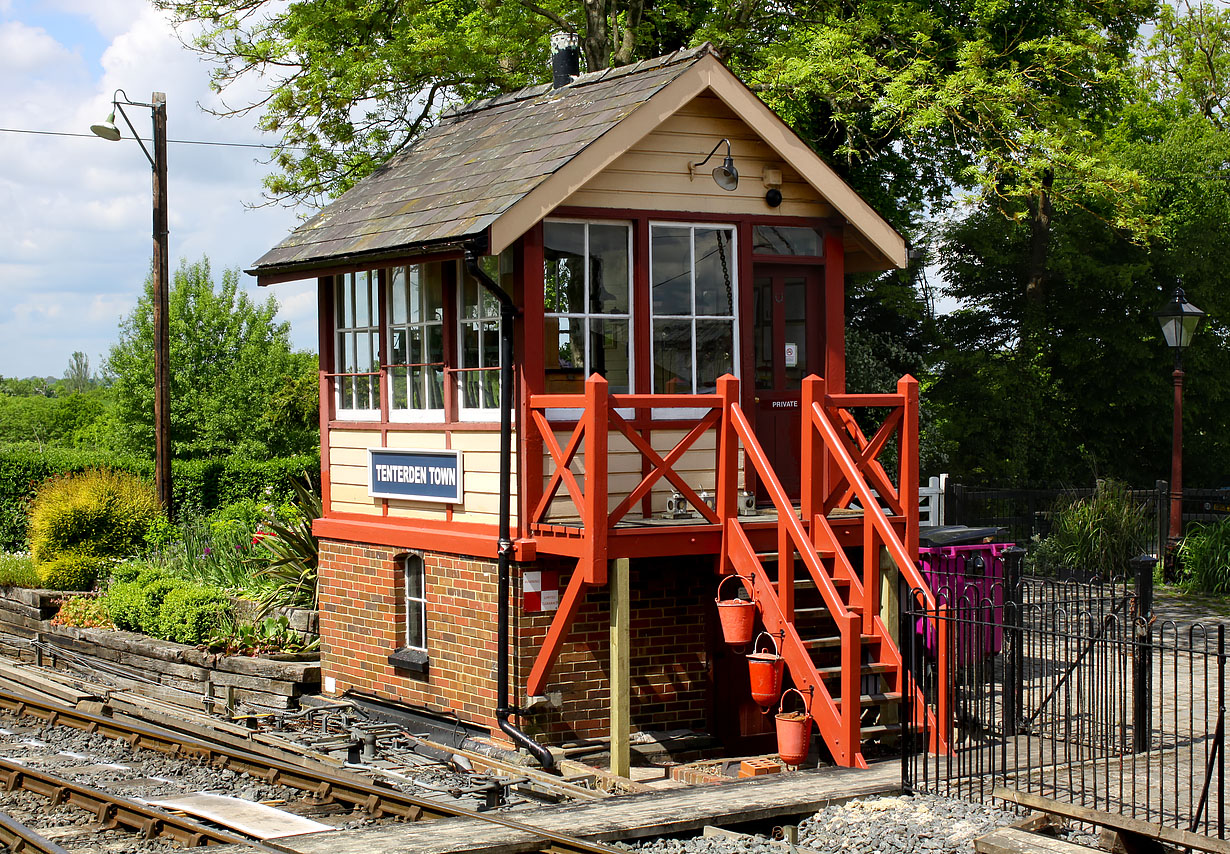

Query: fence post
left=1131, top=554, right=1156, bottom=754
left=1003, top=547, right=1026, bottom=736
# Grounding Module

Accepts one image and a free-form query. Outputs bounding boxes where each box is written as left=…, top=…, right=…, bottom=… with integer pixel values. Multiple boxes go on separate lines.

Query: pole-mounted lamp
left=1154, top=283, right=1205, bottom=570
left=90, top=90, right=173, bottom=519
left=689, top=138, right=739, bottom=191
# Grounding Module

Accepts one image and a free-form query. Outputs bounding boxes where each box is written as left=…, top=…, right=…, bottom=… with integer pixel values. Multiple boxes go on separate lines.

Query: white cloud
left=0, top=2, right=311, bottom=377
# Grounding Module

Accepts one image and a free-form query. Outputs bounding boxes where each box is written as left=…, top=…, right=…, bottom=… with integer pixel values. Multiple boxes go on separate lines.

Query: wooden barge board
left=277, top=762, right=900, bottom=854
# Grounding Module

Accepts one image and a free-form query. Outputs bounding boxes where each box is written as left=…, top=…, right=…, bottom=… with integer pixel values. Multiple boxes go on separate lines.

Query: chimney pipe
left=551, top=32, right=580, bottom=88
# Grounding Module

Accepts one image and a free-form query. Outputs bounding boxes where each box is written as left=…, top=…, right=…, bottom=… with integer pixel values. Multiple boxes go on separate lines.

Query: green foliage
left=147, top=514, right=270, bottom=593
left=0, top=447, right=319, bottom=552
left=27, top=469, right=161, bottom=564
left=52, top=595, right=114, bottom=629
left=0, top=553, right=39, bottom=588
left=1177, top=517, right=1230, bottom=594
left=208, top=615, right=319, bottom=656
left=254, top=475, right=320, bottom=614
left=156, top=585, right=232, bottom=645
left=137, top=577, right=182, bottom=635
left=104, top=257, right=318, bottom=461
left=36, top=552, right=102, bottom=592
left=102, top=580, right=145, bottom=632
left=1035, top=481, right=1152, bottom=579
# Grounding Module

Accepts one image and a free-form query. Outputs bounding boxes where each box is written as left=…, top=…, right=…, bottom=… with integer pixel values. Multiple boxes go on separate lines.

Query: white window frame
left=543, top=218, right=635, bottom=421
left=403, top=552, right=428, bottom=652
left=334, top=270, right=382, bottom=422
left=457, top=255, right=509, bottom=421
left=386, top=264, right=446, bottom=423
left=648, top=222, right=740, bottom=414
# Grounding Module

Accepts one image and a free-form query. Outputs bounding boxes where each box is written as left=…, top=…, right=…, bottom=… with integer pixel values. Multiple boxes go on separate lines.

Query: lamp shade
left=713, top=155, right=739, bottom=191
left=90, top=111, right=121, bottom=141
left=1155, top=286, right=1205, bottom=350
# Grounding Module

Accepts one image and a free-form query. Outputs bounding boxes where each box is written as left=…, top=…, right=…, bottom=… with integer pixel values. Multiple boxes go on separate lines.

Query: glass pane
left=409, top=327, right=423, bottom=367
left=481, top=283, right=501, bottom=319
left=548, top=316, right=581, bottom=370
left=544, top=221, right=586, bottom=314
left=654, top=319, right=692, bottom=394
left=355, top=271, right=371, bottom=327
left=589, top=224, right=630, bottom=315
left=342, top=331, right=356, bottom=373
left=482, top=320, right=499, bottom=370
left=753, top=225, right=823, bottom=256
left=408, top=265, right=421, bottom=323
left=462, top=322, right=480, bottom=369
left=696, top=320, right=734, bottom=394
left=483, top=370, right=500, bottom=409
left=462, top=274, right=478, bottom=320
left=424, top=263, right=444, bottom=322
left=591, top=318, right=630, bottom=394
left=651, top=226, right=691, bottom=316
left=390, top=366, right=409, bottom=410
left=426, top=323, right=444, bottom=364
left=391, top=267, right=407, bottom=325
left=405, top=558, right=423, bottom=598
left=406, top=600, right=425, bottom=649
left=429, top=366, right=443, bottom=409
left=391, top=328, right=407, bottom=367
left=339, top=277, right=353, bottom=328
left=695, top=227, right=734, bottom=316
left=340, top=376, right=354, bottom=411
left=410, top=366, right=425, bottom=408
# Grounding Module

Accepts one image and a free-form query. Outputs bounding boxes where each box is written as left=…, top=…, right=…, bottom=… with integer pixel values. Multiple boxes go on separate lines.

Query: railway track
left=0, top=685, right=626, bottom=854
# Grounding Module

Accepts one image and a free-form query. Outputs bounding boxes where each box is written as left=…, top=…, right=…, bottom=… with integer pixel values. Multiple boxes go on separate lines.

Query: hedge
left=0, top=448, right=319, bottom=551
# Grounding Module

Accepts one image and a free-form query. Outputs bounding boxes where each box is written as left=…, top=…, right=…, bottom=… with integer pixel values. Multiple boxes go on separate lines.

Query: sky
left=0, top=0, right=316, bottom=380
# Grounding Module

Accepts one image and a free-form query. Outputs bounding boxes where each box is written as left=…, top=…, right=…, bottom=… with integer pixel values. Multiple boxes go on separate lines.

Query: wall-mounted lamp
left=689, top=138, right=739, bottom=191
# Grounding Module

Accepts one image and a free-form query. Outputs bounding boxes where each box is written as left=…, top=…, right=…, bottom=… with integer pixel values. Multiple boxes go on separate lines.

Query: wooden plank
left=609, top=558, right=630, bottom=779
left=993, top=788, right=1230, bottom=854
left=974, top=827, right=1103, bottom=854
left=0, top=662, right=95, bottom=706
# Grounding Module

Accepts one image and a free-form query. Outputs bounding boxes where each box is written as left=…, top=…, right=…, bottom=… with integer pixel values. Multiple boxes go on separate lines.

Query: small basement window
left=389, top=552, right=429, bottom=674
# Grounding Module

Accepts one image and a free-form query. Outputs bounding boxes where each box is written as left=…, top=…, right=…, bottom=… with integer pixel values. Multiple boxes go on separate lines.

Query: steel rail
left=0, top=755, right=274, bottom=849
left=0, top=808, right=73, bottom=854
left=0, top=685, right=626, bottom=854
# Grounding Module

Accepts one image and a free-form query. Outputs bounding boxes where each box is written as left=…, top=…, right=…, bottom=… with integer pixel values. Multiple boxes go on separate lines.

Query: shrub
left=27, top=469, right=161, bottom=563
left=102, top=581, right=145, bottom=632
left=52, top=595, right=114, bottom=629
left=1036, top=480, right=1151, bottom=579
left=254, top=475, right=320, bottom=614
left=35, top=552, right=102, bottom=591
left=109, top=562, right=145, bottom=585
left=137, top=577, right=183, bottom=635
left=1178, top=517, right=1230, bottom=595
left=0, top=553, right=39, bottom=588
left=157, top=585, right=231, bottom=644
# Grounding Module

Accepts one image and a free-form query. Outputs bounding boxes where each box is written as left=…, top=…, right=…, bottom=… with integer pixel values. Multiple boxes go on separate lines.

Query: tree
left=63, top=352, right=92, bottom=394
left=104, top=257, right=318, bottom=459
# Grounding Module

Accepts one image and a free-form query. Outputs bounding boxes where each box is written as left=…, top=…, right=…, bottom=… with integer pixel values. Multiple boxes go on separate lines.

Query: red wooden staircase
left=717, top=374, right=941, bottom=768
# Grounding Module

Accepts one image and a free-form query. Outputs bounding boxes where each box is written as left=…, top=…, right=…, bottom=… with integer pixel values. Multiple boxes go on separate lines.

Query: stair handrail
left=728, top=403, right=852, bottom=623
left=806, top=398, right=935, bottom=611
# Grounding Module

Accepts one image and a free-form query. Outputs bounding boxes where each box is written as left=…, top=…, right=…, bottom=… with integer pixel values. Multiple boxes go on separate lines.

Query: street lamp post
left=1154, top=285, right=1205, bottom=573
left=91, top=91, right=173, bottom=518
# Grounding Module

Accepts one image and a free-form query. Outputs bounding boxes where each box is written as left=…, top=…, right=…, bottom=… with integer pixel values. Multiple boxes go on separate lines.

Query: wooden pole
left=609, top=557, right=631, bottom=778
left=151, top=92, right=173, bottom=519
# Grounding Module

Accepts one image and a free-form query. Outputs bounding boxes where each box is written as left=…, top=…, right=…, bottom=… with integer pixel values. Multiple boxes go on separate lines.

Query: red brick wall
left=319, top=538, right=712, bottom=743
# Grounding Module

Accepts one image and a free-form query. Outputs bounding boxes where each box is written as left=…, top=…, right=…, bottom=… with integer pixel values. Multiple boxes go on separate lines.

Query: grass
left=0, top=553, right=39, bottom=588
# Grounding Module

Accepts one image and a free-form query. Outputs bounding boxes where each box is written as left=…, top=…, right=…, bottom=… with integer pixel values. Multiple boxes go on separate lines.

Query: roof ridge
left=441, top=42, right=716, bottom=120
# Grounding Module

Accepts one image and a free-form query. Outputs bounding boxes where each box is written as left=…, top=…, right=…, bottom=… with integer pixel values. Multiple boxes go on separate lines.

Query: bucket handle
left=752, top=631, right=780, bottom=657
left=778, top=686, right=811, bottom=716
left=716, top=573, right=753, bottom=603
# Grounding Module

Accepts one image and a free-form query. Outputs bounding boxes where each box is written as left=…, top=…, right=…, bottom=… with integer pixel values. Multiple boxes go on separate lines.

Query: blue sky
left=0, top=0, right=316, bottom=379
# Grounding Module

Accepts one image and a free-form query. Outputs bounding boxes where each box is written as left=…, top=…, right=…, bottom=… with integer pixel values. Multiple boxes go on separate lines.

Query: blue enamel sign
left=368, top=448, right=463, bottom=503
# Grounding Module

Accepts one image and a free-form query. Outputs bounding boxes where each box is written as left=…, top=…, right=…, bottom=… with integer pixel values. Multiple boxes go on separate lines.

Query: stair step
left=815, top=663, right=896, bottom=680
left=801, top=633, right=875, bottom=650
left=835, top=692, right=903, bottom=708
left=860, top=723, right=904, bottom=740
left=755, top=547, right=838, bottom=561
left=793, top=604, right=862, bottom=619
left=771, top=576, right=850, bottom=590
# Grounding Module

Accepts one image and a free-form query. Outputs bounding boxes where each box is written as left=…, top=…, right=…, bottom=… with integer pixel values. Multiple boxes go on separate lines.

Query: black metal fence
left=902, top=550, right=1227, bottom=839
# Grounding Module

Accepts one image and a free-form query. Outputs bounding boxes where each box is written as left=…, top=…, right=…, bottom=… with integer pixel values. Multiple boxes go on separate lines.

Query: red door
left=752, top=265, right=821, bottom=501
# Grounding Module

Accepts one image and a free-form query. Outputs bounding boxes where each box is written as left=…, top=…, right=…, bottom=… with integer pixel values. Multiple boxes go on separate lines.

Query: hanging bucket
left=775, top=687, right=812, bottom=766
left=747, top=632, right=784, bottom=708
left=715, top=574, right=755, bottom=646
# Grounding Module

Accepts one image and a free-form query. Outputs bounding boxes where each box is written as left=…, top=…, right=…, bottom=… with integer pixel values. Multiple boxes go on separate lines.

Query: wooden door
left=752, top=265, right=820, bottom=500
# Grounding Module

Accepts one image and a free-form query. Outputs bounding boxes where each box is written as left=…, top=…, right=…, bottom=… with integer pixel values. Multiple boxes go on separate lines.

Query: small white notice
left=784, top=343, right=798, bottom=368
left=146, top=793, right=335, bottom=839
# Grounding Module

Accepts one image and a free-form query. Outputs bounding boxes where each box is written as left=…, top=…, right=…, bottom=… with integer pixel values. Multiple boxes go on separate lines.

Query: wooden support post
left=610, top=557, right=631, bottom=778
left=897, top=375, right=920, bottom=562
left=801, top=376, right=825, bottom=541
left=863, top=523, right=879, bottom=635
left=583, top=375, right=609, bottom=585
left=839, top=611, right=862, bottom=767
left=716, top=374, right=740, bottom=575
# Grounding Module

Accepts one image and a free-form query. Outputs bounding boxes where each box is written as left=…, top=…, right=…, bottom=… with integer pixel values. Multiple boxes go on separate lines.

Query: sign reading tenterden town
left=368, top=448, right=463, bottom=503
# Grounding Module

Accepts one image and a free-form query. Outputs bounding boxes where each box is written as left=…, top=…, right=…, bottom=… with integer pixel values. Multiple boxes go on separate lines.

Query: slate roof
left=249, top=44, right=718, bottom=277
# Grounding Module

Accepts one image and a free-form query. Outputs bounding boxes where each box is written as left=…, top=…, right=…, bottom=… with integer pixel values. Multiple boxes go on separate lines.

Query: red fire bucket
left=715, top=574, right=755, bottom=646
left=775, top=687, right=812, bottom=766
left=747, top=632, right=784, bottom=708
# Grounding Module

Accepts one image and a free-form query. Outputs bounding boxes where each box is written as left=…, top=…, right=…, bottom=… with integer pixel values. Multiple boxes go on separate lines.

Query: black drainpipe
left=464, top=243, right=557, bottom=773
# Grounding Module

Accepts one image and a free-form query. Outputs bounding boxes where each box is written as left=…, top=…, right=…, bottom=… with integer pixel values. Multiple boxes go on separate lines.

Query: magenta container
left=917, top=542, right=1012, bottom=664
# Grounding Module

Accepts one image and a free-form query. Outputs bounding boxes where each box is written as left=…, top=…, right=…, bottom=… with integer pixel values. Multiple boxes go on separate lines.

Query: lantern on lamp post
left=1154, top=284, right=1205, bottom=571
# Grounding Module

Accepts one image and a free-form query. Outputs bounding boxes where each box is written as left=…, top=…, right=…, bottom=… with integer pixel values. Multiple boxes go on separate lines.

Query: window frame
left=456, top=254, right=509, bottom=421
left=542, top=218, right=635, bottom=408
left=385, top=263, right=447, bottom=423
left=402, top=551, right=428, bottom=653
left=648, top=221, right=741, bottom=401
left=333, top=270, right=383, bottom=422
